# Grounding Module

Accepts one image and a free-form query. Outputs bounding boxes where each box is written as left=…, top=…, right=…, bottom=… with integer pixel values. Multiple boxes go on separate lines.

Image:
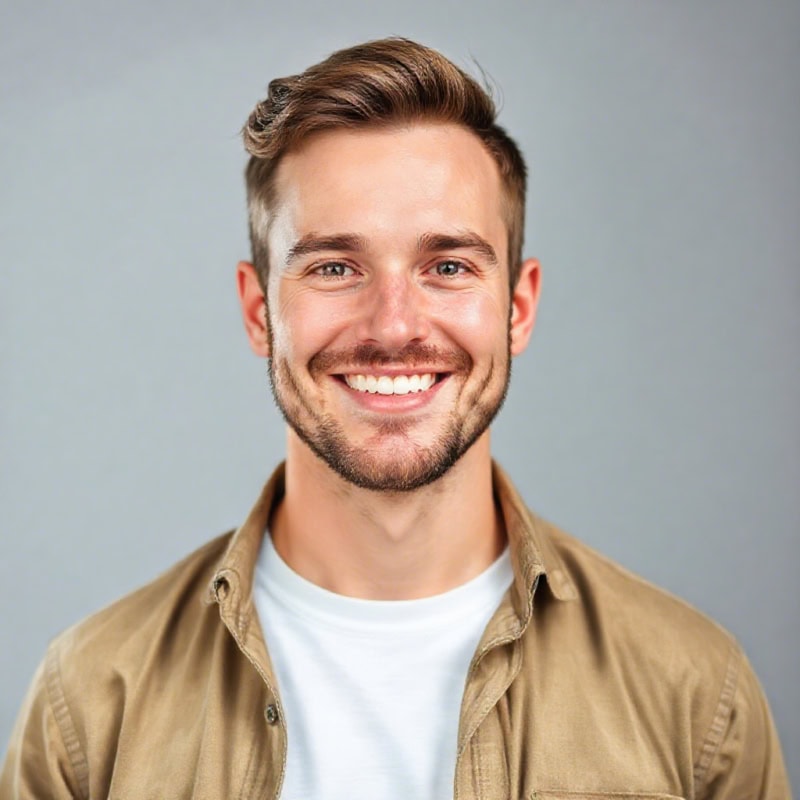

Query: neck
left=270, top=431, right=504, bottom=600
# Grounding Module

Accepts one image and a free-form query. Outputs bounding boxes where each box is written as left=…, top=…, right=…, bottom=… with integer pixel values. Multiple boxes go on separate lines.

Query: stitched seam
left=692, top=641, right=740, bottom=792
left=45, top=644, right=90, bottom=800
left=459, top=688, right=502, bottom=760
left=223, top=614, right=287, bottom=798
left=473, top=733, right=484, bottom=800
left=458, top=636, right=523, bottom=759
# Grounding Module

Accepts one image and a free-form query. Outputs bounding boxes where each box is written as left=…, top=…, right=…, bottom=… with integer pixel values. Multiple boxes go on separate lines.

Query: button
left=213, top=576, right=229, bottom=601
left=265, top=704, right=279, bottom=725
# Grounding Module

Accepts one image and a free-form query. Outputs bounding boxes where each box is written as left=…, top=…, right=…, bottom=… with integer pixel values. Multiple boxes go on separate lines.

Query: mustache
left=309, top=343, right=472, bottom=375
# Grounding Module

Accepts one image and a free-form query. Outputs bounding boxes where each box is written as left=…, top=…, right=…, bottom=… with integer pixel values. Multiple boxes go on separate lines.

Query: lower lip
left=335, top=375, right=449, bottom=412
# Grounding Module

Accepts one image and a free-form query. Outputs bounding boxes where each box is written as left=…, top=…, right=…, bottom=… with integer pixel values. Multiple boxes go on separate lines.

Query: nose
left=355, top=272, right=431, bottom=350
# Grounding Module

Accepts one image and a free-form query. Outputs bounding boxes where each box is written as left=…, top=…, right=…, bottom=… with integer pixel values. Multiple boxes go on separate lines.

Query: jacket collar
left=209, top=460, right=577, bottom=632
left=491, top=461, right=577, bottom=624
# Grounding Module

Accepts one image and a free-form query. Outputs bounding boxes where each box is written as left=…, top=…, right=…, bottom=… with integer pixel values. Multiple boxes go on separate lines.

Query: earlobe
left=236, top=260, right=271, bottom=358
left=509, top=258, right=541, bottom=356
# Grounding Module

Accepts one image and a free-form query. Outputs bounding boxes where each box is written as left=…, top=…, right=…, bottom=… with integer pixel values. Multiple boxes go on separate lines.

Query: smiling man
left=1, top=38, right=790, bottom=800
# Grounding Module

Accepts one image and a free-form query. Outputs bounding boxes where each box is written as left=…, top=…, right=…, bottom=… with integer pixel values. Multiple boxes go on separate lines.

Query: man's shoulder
left=50, top=530, right=235, bottom=675
left=523, top=513, right=791, bottom=795
left=534, top=513, right=737, bottom=665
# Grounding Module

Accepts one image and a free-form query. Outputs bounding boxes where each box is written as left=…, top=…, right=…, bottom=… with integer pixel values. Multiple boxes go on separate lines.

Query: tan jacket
left=1, top=463, right=791, bottom=799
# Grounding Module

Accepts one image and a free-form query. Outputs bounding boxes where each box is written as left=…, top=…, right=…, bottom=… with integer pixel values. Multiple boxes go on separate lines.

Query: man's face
left=243, top=123, right=538, bottom=491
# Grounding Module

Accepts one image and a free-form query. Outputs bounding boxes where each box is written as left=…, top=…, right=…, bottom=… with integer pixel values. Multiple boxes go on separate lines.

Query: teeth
left=393, top=376, right=410, bottom=395
left=344, top=373, right=437, bottom=395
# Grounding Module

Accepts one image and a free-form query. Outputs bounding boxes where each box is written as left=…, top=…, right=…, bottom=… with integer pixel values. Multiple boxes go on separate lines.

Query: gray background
left=2, top=0, right=797, bottom=787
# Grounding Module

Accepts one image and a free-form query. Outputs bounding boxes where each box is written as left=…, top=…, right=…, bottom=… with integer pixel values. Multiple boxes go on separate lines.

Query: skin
left=237, top=123, right=541, bottom=599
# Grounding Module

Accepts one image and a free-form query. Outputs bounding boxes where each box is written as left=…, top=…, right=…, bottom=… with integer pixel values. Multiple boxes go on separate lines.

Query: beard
left=267, top=337, right=512, bottom=493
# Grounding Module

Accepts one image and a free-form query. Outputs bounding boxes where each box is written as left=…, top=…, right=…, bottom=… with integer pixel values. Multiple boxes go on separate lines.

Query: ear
left=509, top=258, right=541, bottom=356
left=236, top=261, right=270, bottom=358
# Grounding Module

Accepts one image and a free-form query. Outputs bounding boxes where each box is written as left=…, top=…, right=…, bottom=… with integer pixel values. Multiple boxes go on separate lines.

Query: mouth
left=337, top=372, right=448, bottom=396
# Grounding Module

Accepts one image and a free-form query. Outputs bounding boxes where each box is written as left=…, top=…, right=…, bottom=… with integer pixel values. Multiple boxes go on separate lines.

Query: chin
left=305, top=423, right=470, bottom=493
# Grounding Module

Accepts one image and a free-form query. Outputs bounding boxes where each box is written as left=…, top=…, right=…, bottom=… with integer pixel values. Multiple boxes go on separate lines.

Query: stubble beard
left=265, top=334, right=513, bottom=493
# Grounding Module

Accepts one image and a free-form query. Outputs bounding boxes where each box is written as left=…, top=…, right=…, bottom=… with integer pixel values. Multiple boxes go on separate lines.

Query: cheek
left=271, top=285, right=353, bottom=359
left=434, top=291, right=509, bottom=351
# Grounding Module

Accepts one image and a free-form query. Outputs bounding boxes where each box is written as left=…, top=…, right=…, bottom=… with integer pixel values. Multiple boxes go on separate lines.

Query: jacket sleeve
left=0, top=646, right=86, bottom=800
left=695, top=645, right=792, bottom=799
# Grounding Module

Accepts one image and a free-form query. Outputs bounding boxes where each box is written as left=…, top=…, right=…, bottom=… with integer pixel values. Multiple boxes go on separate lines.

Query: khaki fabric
left=1, top=462, right=791, bottom=799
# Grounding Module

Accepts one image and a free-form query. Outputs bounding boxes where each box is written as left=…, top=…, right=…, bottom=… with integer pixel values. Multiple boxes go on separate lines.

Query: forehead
left=269, top=123, right=507, bottom=250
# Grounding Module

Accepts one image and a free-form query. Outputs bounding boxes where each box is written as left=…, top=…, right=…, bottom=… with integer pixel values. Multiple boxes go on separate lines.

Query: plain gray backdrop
left=2, top=0, right=798, bottom=787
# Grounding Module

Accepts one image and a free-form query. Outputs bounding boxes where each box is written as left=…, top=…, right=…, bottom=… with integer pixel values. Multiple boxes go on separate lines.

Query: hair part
left=242, top=37, right=527, bottom=291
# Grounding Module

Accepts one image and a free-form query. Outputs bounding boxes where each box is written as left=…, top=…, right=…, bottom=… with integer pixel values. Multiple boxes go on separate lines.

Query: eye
left=314, top=262, right=355, bottom=279
left=431, top=259, right=470, bottom=278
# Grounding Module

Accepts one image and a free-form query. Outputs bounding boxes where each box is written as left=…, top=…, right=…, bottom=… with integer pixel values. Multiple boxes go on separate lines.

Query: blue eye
left=316, top=262, right=353, bottom=278
left=434, top=260, right=467, bottom=277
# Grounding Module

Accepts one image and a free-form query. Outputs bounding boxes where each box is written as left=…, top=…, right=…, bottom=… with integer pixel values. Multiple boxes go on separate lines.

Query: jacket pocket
left=531, top=793, right=685, bottom=800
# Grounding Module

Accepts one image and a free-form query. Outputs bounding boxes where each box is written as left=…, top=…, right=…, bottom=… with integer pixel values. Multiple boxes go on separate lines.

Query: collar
left=490, top=461, right=578, bottom=624
left=209, top=460, right=577, bottom=635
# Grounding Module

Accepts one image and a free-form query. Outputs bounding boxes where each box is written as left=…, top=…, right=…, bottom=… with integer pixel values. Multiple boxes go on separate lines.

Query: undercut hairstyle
left=242, top=37, right=528, bottom=290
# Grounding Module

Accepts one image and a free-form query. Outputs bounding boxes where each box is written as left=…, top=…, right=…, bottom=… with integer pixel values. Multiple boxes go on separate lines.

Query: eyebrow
left=417, top=231, right=498, bottom=266
left=286, top=233, right=368, bottom=264
left=284, top=230, right=498, bottom=266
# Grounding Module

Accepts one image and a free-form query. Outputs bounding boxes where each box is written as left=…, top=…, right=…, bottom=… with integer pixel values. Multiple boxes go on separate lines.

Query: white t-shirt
left=253, top=533, right=514, bottom=800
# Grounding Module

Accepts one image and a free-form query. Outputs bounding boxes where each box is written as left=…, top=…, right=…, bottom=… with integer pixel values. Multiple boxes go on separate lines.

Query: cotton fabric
left=254, top=533, right=513, bottom=799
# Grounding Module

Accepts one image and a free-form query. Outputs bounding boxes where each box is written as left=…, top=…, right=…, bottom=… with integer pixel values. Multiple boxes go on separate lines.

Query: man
left=1, top=38, right=790, bottom=799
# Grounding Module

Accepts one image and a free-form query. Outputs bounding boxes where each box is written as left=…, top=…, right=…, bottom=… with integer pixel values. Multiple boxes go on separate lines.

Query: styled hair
left=242, top=37, right=527, bottom=290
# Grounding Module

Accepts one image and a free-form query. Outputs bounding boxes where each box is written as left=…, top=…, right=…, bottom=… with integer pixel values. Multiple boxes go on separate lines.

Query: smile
left=343, top=373, right=439, bottom=395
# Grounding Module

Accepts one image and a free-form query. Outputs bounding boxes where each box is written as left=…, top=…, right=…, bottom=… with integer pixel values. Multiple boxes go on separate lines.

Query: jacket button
left=213, top=577, right=229, bottom=601
left=265, top=704, right=279, bottom=725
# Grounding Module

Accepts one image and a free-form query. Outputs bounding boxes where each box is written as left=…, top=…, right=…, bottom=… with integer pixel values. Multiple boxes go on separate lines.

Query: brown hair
left=242, top=37, right=527, bottom=290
